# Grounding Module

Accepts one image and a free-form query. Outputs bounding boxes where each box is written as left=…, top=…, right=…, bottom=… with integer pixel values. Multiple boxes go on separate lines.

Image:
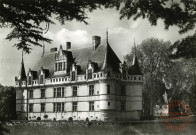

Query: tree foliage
left=125, top=38, right=172, bottom=116
left=126, top=38, right=196, bottom=116
left=0, top=0, right=120, bottom=53
left=0, top=0, right=195, bottom=56
left=0, top=84, right=16, bottom=120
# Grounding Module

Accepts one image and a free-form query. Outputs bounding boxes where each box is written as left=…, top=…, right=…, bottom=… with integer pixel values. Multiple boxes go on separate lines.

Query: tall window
left=62, top=102, right=64, bottom=112
left=29, top=104, right=33, bottom=112
left=107, top=85, right=110, bottom=94
left=72, top=102, right=77, bottom=112
left=53, top=102, right=64, bottom=112
left=41, top=103, right=45, bottom=112
left=89, top=101, right=94, bottom=111
left=53, top=88, right=56, bottom=97
left=29, top=90, right=33, bottom=99
left=59, top=63, right=62, bottom=71
left=71, top=71, right=76, bottom=81
left=73, top=86, right=77, bottom=97
left=121, top=85, right=126, bottom=96
left=28, top=76, right=32, bottom=85
left=89, top=85, right=94, bottom=96
left=88, top=69, right=93, bottom=79
left=57, top=103, right=61, bottom=112
left=41, top=89, right=45, bottom=98
left=54, top=87, right=64, bottom=98
left=40, top=75, right=44, bottom=84
left=121, top=101, right=125, bottom=111
left=108, top=71, right=111, bottom=77
left=53, top=103, right=57, bottom=112
left=62, top=87, right=64, bottom=97
left=55, top=63, right=58, bottom=71
left=63, top=62, right=66, bottom=70
left=57, top=88, right=61, bottom=97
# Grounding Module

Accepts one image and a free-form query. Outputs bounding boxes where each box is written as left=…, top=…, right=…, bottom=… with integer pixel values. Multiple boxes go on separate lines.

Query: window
left=94, top=74, right=96, bottom=78
left=107, top=85, right=110, bottom=94
left=88, top=69, right=93, bottom=79
left=71, top=71, right=76, bottom=81
left=121, top=101, right=125, bottom=111
left=54, top=87, right=64, bottom=98
left=121, top=85, right=126, bottom=96
left=63, top=62, right=66, bottom=70
left=29, top=90, right=33, bottom=99
left=41, top=89, right=45, bottom=98
left=53, top=88, right=56, bottom=97
left=108, top=71, right=111, bottom=77
left=89, top=101, right=94, bottom=111
left=53, top=103, right=57, bottom=112
left=28, top=76, right=32, bottom=85
left=139, top=77, right=141, bottom=80
left=62, top=87, right=64, bottom=97
left=62, top=102, right=64, bottom=112
left=57, top=88, right=61, bottom=97
left=108, top=102, right=110, bottom=106
left=53, top=102, right=64, bottom=112
left=57, top=103, right=61, bottom=112
left=40, top=75, right=44, bottom=84
left=73, top=86, right=77, bottom=97
left=134, top=77, right=136, bottom=80
left=29, top=104, right=33, bottom=112
left=59, top=62, right=62, bottom=71
left=41, top=103, right=45, bottom=112
left=55, top=63, right=58, bottom=71
left=73, top=102, right=77, bottom=112
left=89, top=85, right=94, bottom=96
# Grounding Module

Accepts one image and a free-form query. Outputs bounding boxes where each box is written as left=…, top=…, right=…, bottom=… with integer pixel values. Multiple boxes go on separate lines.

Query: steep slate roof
left=128, top=55, right=142, bottom=75
left=17, top=58, right=26, bottom=81
left=33, top=44, right=121, bottom=78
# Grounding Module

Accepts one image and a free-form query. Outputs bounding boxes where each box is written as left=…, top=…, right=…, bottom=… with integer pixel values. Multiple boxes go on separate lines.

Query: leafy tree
left=0, top=84, right=16, bottom=120
left=0, top=0, right=120, bottom=53
left=125, top=38, right=172, bottom=116
left=0, top=0, right=196, bottom=57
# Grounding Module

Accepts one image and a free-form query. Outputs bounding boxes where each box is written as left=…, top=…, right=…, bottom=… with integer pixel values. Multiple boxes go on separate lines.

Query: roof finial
left=106, top=27, right=108, bottom=43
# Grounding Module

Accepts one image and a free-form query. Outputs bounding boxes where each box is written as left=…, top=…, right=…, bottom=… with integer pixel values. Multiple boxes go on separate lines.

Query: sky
left=0, top=8, right=195, bottom=86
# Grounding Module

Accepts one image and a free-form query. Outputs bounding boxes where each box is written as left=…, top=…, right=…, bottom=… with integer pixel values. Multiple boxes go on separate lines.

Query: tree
left=125, top=38, right=172, bottom=117
left=0, top=0, right=196, bottom=56
left=0, top=0, right=120, bottom=53
left=0, top=84, right=16, bottom=120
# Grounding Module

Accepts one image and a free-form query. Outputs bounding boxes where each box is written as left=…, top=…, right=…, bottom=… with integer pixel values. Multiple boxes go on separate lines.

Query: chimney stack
left=92, top=36, right=101, bottom=50
left=66, top=42, right=71, bottom=50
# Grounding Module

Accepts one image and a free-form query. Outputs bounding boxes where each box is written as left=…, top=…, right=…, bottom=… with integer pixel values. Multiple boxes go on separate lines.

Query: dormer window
left=59, top=63, right=62, bottom=71
left=28, top=76, right=32, bottom=85
left=40, top=75, right=44, bottom=84
left=88, top=69, right=93, bottom=79
left=71, top=71, right=76, bottom=81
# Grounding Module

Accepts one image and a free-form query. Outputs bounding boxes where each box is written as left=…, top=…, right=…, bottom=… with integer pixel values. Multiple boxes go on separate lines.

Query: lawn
left=3, top=121, right=196, bottom=135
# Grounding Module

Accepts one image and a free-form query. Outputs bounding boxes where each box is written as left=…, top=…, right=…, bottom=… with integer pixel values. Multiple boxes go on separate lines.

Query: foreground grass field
left=4, top=121, right=196, bottom=135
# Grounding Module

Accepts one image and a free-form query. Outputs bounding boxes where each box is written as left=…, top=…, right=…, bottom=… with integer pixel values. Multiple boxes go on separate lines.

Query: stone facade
left=15, top=34, right=143, bottom=121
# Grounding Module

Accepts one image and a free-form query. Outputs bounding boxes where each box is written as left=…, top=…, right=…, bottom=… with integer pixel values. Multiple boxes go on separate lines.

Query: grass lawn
left=4, top=121, right=196, bottom=135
